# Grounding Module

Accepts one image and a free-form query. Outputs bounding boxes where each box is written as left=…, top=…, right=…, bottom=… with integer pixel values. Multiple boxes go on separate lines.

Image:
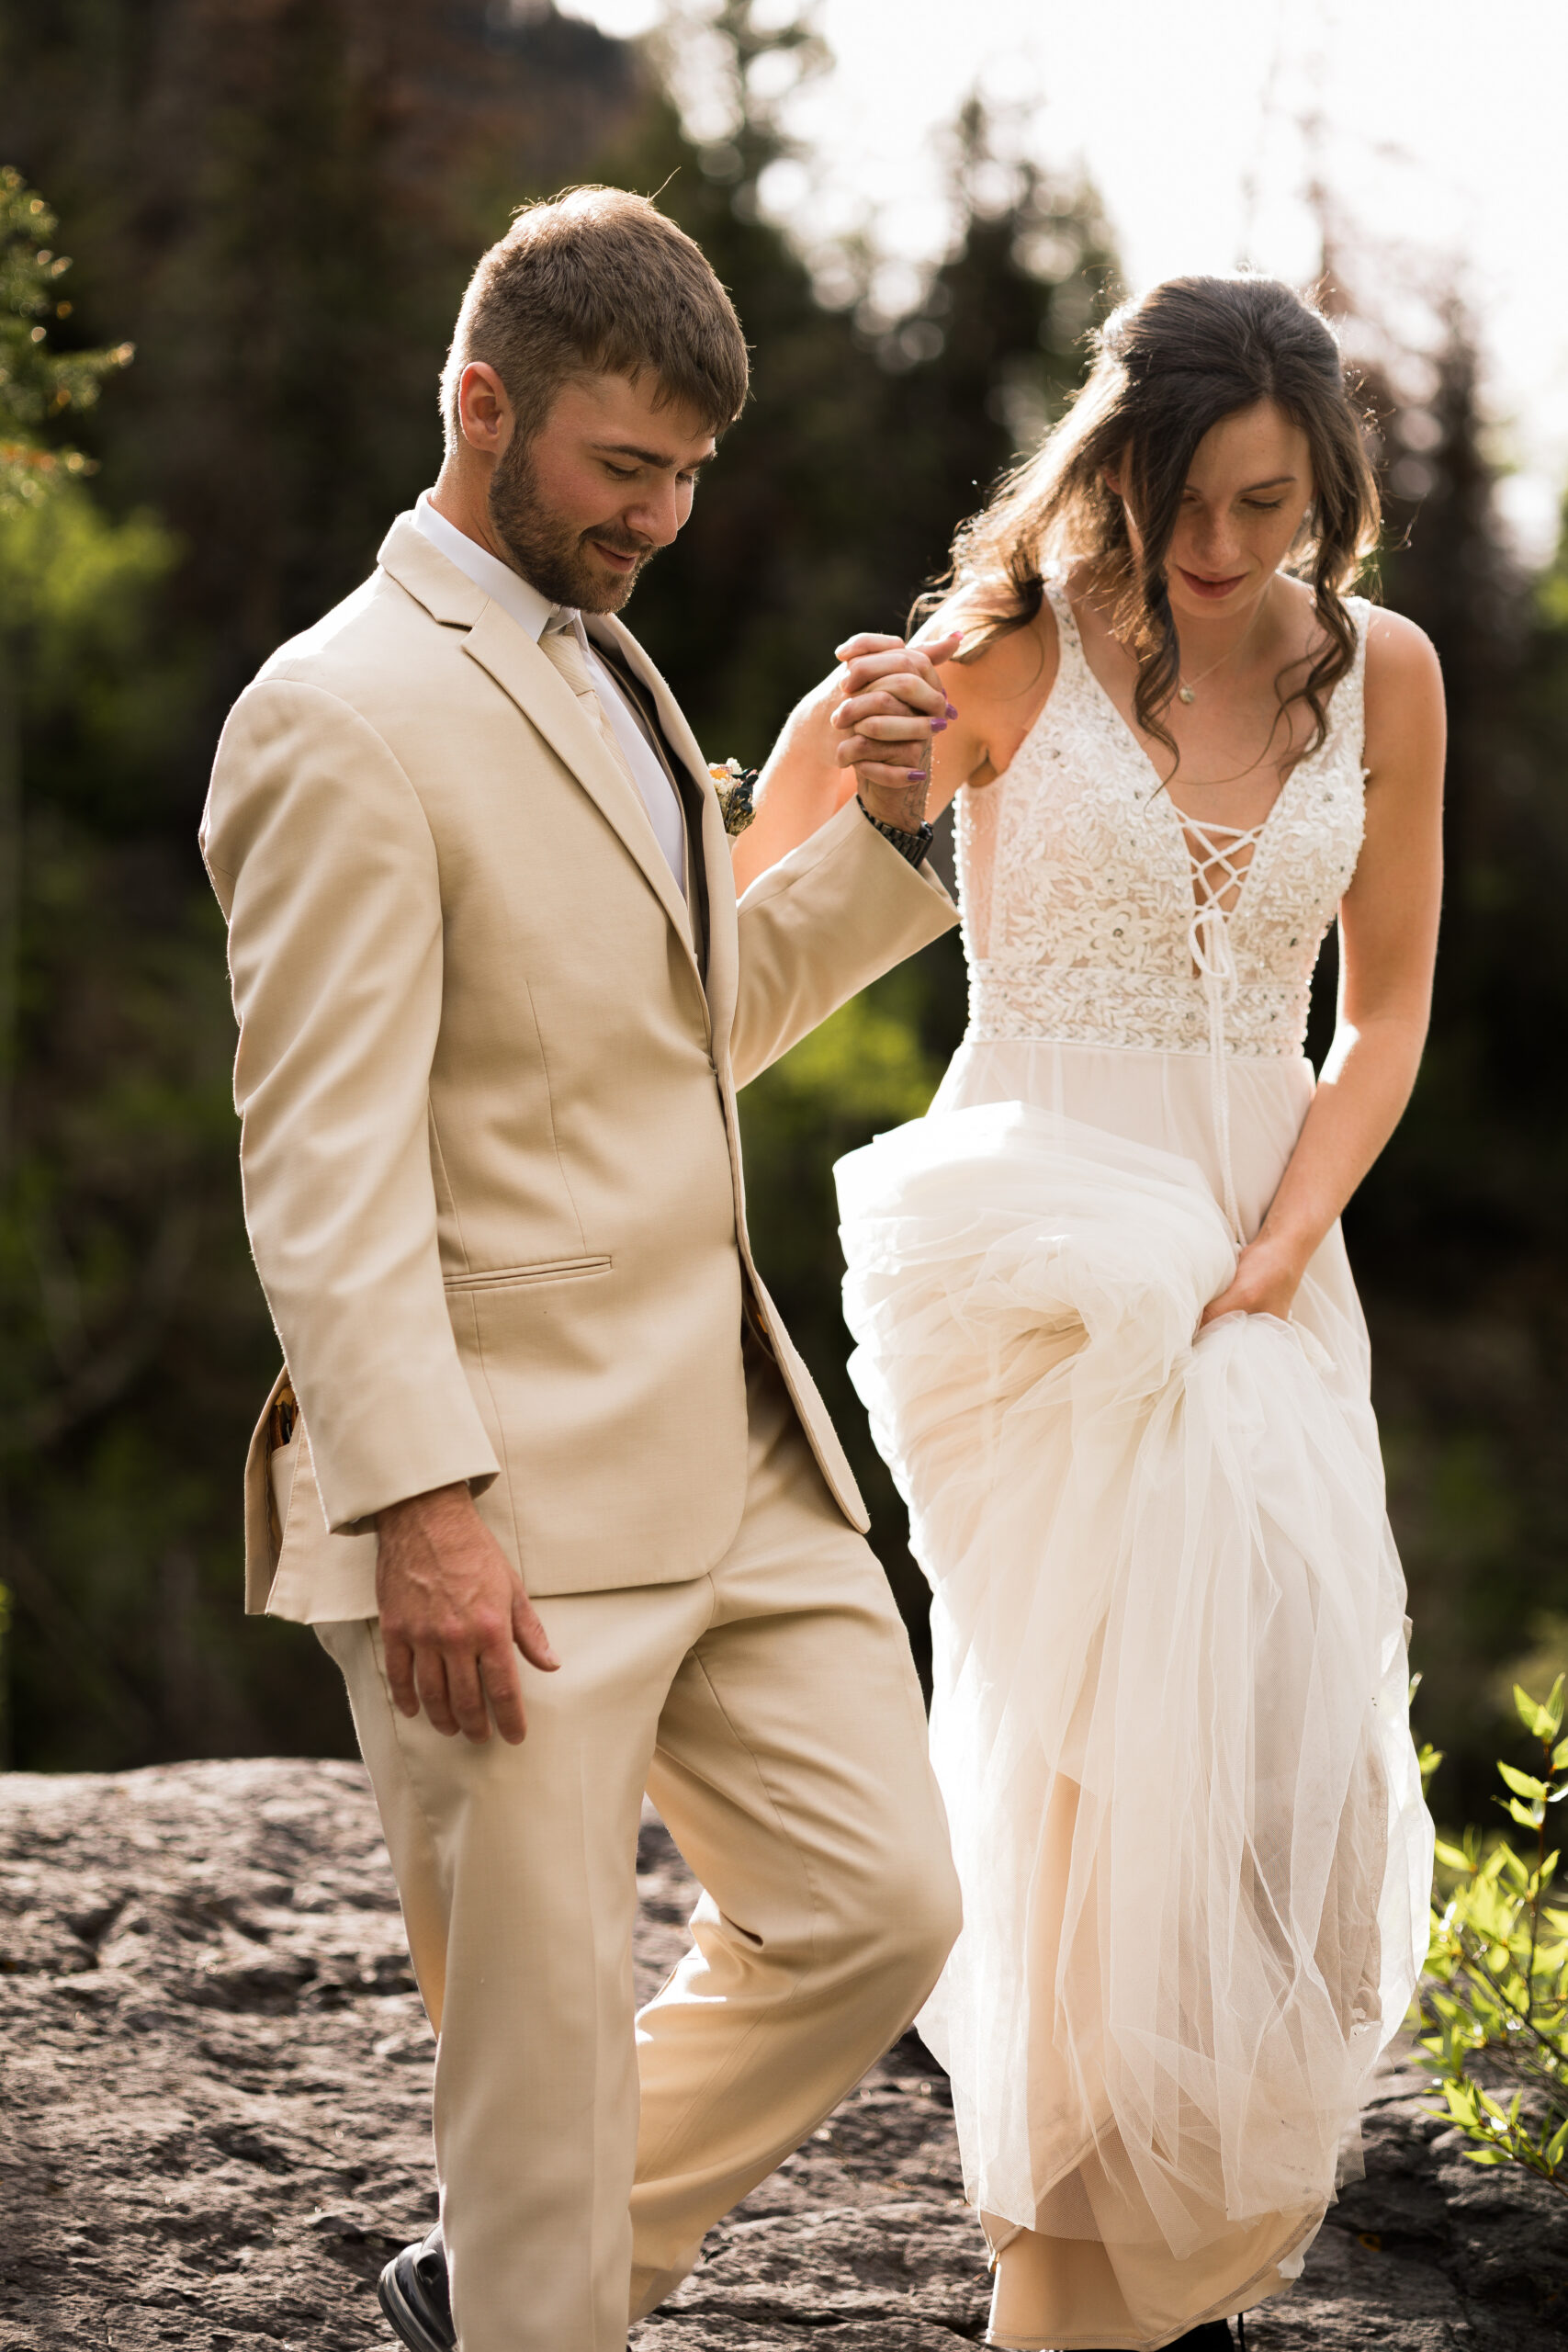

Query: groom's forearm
left=729, top=797, right=955, bottom=1091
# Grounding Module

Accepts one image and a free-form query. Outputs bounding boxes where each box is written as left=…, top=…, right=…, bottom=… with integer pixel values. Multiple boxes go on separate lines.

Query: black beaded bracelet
left=856, top=797, right=935, bottom=868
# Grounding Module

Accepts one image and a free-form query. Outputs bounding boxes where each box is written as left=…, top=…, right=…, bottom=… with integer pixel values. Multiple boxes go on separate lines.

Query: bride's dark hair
left=930, top=274, right=1381, bottom=760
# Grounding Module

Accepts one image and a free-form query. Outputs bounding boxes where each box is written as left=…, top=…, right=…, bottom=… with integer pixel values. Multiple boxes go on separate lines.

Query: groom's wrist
left=856, top=792, right=934, bottom=868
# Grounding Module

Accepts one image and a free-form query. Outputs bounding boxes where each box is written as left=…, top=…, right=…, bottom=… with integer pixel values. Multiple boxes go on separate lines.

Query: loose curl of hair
left=924, top=275, right=1382, bottom=765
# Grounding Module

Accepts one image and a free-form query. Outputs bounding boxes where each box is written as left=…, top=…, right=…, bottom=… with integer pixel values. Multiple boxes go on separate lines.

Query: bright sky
left=568, top=0, right=1568, bottom=560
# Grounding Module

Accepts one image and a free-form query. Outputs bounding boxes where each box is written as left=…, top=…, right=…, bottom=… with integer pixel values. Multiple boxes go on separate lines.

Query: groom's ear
left=455, top=361, right=517, bottom=460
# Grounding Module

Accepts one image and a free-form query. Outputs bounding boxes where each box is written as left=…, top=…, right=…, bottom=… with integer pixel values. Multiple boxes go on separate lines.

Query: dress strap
left=1340, top=594, right=1373, bottom=779
left=1039, top=575, right=1092, bottom=691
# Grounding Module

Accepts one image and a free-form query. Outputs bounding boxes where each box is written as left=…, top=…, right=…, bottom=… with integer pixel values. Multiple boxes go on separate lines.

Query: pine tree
left=0, top=167, right=130, bottom=506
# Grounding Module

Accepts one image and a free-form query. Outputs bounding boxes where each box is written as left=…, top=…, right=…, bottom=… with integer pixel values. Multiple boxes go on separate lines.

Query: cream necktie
left=537, top=617, right=637, bottom=789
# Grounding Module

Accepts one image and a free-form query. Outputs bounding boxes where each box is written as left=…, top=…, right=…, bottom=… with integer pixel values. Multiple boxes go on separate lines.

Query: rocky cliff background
left=2, top=1759, right=1564, bottom=2351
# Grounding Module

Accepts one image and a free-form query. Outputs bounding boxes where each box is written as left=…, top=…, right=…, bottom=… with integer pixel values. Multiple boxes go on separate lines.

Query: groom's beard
left=488, top=439, right=657, bottom=614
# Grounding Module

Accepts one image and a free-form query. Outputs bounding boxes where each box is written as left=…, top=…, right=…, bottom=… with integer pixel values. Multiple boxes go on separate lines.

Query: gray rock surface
left=1, top=1759, right=1563, bottom=2349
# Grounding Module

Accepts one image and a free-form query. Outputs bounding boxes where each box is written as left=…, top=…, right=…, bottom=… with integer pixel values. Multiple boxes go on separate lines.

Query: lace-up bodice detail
left=956, top=582, right=1370, bottom=1063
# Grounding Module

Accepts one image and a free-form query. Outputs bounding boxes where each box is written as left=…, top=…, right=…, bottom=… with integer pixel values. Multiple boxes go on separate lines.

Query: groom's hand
left=375, top=1482, right=559, bottom=1745
left=831, top=631, right=961, bottom=827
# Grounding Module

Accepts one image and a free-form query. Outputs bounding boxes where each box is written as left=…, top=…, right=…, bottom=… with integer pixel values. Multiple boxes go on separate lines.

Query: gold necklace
left=1177, top=650, right=1232, bottom=704
left=1176, top=601, right=1266, bottom=705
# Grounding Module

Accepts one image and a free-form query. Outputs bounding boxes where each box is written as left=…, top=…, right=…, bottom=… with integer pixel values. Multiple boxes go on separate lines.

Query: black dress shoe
left=378, top=2223, right=455, bottom=2352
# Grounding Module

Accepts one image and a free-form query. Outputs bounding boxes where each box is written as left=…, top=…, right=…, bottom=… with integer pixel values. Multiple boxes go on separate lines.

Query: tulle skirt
left=834, top=1058, right=1432, bottom=2349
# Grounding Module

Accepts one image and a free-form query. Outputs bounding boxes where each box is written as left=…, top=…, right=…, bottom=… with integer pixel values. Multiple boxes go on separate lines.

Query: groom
left=201, top=187, right=961, bottom=2352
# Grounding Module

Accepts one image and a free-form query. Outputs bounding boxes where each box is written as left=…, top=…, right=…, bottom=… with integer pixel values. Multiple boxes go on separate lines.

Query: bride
left=737, top=275, right=1440, bottom=2350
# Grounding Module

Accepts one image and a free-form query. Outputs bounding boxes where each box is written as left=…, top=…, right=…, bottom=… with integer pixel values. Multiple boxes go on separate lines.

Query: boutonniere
left=708, top=757, right=759, bottom=838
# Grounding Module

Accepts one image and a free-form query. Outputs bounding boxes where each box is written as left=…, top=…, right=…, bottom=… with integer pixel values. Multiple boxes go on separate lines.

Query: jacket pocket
left=443, top=1253, right=613, bottom=1295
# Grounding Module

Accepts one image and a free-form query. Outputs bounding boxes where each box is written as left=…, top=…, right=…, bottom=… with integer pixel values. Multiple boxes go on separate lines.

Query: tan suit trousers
left=319, top=1346, right=961, bottom=2352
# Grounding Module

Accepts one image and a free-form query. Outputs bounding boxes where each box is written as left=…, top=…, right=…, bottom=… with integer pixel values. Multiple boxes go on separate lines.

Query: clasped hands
left=829, top=628, right=962, bottom=828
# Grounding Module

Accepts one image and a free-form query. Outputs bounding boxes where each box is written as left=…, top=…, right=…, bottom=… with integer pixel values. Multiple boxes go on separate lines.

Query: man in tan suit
left=201, top=188, right=962, bottom=2352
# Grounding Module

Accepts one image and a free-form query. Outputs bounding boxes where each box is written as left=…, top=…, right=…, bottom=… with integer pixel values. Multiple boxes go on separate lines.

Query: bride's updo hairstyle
left=939, top=274, right=1381, bottom=758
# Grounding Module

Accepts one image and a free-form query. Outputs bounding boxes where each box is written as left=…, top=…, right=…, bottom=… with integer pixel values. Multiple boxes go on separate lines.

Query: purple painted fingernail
left=945, top=700, right=958, bottom=718
left=906, top=768, right=926, bottom=781
left=931, top=717, right=949, bottom=732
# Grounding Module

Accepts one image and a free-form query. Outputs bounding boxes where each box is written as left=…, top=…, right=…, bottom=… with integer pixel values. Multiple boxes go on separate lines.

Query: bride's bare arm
left=1200, top=608, right=1446, bottom=1326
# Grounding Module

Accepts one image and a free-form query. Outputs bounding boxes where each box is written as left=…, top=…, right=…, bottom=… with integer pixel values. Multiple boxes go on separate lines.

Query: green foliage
left=0, top=173, right=288, bottom=1768
left=0, top=484, right=184, bottom=792
left=1420, top=1679, right=1568, bottom=2196
left=0, top=165, right=129, bottom=509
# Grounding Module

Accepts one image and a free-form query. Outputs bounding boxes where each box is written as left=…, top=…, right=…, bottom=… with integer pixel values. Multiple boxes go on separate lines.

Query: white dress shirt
left=412, top=492, right=687, bottom=896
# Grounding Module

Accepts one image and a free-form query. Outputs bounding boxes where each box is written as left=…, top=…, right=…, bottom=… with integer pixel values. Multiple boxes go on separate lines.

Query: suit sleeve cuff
left=856, top=796, right=934, bottom=866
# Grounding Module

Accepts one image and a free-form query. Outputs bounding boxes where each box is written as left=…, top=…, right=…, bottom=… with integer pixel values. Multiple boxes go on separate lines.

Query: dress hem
left=984, top=2230, right=1306, bottom=2351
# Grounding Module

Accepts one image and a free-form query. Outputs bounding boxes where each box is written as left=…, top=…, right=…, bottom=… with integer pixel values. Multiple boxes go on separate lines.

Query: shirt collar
left=412, top=491, right=576, bottom=646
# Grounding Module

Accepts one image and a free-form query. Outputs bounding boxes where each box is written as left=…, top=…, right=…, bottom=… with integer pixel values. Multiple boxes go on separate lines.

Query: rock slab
left=1, top=1760, right=1564, bottom=2349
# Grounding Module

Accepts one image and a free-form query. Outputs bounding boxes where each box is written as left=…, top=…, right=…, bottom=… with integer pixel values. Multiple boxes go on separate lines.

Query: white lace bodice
left=956, top=581, right=1370, bottom=1062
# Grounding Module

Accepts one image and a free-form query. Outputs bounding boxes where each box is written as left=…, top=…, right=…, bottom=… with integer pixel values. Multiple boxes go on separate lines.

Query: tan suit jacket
left=201, top=514, right=956, bottom=1623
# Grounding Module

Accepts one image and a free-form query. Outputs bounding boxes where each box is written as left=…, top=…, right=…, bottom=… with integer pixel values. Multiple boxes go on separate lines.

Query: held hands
left=375, top=1481, right=559, bottom=1744
left=1198, top=1230, right=1309, bottom=1329
left=730, top=625, right=962, bottom=893
left=831, top=630, right=961, bottom=829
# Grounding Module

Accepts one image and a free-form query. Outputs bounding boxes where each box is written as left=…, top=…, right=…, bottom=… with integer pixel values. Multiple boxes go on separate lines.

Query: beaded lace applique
left=956, top=580, right=1369, bottom=1080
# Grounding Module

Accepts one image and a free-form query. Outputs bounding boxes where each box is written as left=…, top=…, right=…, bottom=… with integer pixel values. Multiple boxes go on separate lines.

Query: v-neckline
left=1050, top=581, right=1301, bottom=923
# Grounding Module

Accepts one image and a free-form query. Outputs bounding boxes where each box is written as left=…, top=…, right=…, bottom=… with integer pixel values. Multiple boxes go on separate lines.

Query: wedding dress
left=835, top=582, right=1434, bottom=2350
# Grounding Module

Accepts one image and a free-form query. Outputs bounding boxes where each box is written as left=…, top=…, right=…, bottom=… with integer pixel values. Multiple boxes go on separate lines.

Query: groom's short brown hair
left=441, top=186, right=750, bottom=448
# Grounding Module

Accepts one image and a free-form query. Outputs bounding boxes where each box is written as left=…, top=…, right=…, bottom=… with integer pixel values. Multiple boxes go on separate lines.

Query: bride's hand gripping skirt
left=835, top=1101, right=1434, bottom=2259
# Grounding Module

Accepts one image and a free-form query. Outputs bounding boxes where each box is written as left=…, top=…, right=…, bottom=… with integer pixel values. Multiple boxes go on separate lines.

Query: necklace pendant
left=1179, top=684, right=1196, bottom=705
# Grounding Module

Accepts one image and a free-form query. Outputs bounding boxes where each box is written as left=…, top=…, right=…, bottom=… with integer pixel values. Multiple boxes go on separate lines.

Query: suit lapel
left=589, top=616, right=739, bottom=1056
left=378, top=516, right=699, bottom=972
left=463, top=606, right=698, bottom=958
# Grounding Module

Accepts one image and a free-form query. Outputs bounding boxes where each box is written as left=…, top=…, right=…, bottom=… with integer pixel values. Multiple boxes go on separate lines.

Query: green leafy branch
left=0, top=166, right=131, bottom=510
left=1420, top=1676, right=1568, bottom=2196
